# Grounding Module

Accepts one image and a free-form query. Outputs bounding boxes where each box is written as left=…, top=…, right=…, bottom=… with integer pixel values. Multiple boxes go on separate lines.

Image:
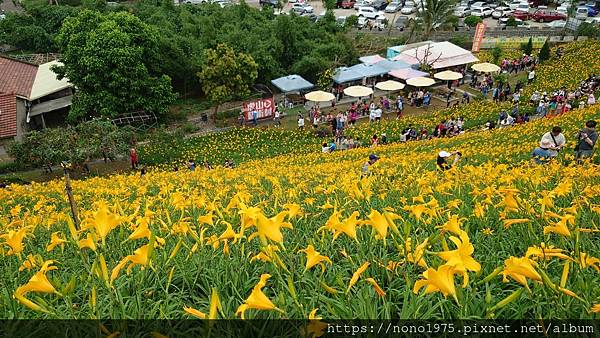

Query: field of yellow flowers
left=1, top=100, right=599, bottom=319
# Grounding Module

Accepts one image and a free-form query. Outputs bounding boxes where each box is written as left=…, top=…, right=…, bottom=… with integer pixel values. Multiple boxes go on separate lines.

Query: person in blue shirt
left=252, top=109, right=258, bottom=126
left=329, top=141, right=337, bottom=152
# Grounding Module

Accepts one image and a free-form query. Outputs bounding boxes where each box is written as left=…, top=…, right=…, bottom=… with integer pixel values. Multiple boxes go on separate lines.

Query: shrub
left=464, top=15, right=482, bottom=27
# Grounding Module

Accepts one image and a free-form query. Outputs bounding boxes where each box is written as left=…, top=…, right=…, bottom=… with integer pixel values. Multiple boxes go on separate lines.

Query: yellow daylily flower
left=437, top=233, right=481, bottom=287
left=46, top=232, right=66, bottom=252
left=298, top=245, right=332, bottom=271
left=346, top=261, right=370, bottom=293
left=501, top=256, right=542, bottom=287
left=413, top=264, right=458, bottom=301
left=365, top=278, right=386, bottom=297
left=236, top=274, right=282, bottom=319
left=0, top=228, right=29, bottom=256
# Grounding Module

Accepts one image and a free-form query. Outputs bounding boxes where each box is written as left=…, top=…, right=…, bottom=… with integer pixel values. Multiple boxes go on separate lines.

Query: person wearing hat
left=362, top=154, right=379, bottom=178
left=437, top=151, right=461, bottom=171
left=531, top=139, right=553, bottom=164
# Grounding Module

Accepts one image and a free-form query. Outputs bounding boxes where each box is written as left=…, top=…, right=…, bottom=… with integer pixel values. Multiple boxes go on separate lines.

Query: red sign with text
left=243, top=97, right=275, bottom=121
left=471, top=22, right=487, bottom=52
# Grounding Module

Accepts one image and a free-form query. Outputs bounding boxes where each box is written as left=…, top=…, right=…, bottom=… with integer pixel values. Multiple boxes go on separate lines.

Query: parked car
left=586, top=4, right=599, bottom=16
left=471, top=6, right=493, bottom=16
left=492, top=6, right=511, bottom=18
left=292, top=2, right=314, bottom=14
left=531, top=10, right=567, bottom=21
left=357, top=6, right=385, bottom=19
left=508, top=0, right=528, bottom=10
left=576, top=6, right=590, bottom=18
left=556, top=4, right=570, bottom=15
left=401, top=4, right=416, bottom=13
left=259, top=0, right=279, bottom=7
left=357, top=16, right=386, bottom=30
left=394, top=15, right=410, bottom=30
left=454, top=6, right=472, bottom=17
left=340, top=0, right=356, bottom=8
left=354, top=0, right=372, bottom=9
left=546, top=19, right=567, bottom=28
left=371, top=0, right=388, bottom=10
left=515, top=3, right=530, bottom=12
left=470, top=1, right=486, bottom=9
left=499, top=16, right=531, bottom=28
left=511, top=9, right=530, bottom=19
left=385, top=1, right=402, bottom=12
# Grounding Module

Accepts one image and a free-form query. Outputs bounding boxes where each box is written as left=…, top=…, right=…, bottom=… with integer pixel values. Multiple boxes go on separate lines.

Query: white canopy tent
left=392, top=41, right=479, bottom=70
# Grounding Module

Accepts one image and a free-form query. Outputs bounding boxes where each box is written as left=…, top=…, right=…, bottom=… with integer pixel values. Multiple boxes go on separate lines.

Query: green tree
left=197, top=43, right=258, bottom=118
left=506, top=16, right=517, bottom=26
left=414, top=0, right=457, bottom=39
left=538, top=39, right=550, bottom=62
left=53, top=10, right=176, bottom=121
left=521, top=37, right=533, bottom=55
left=463, top=15, right=482, bottom=27
left=491, top=45, right=503, bottom=64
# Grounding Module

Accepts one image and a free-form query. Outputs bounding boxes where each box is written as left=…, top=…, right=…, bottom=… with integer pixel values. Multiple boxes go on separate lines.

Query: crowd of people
left=530, top=75, right=600, bottom=117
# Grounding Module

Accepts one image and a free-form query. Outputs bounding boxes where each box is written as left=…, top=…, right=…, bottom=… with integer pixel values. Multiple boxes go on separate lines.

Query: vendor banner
left=243, top=97, right=275, bottom=121
left=479, top=37, right=547, bottom=50
left=471, top=22, right=487, bottom=52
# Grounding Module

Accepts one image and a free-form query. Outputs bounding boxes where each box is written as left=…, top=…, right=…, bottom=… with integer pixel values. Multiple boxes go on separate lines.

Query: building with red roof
left=0, top=55, right=73, bottom=142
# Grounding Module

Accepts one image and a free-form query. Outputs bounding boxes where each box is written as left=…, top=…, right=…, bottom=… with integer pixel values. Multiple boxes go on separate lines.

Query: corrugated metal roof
left=29, top=60, right=72, bottom=101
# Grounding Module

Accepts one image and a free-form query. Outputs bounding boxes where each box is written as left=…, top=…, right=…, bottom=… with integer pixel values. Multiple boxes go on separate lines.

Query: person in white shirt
left=322, top=142, right=330, bottom=153
left=273, top=109, right=281, bottom=127
left=374, top=105, right=383, bottom=122
left=297, top=114, right=305, bottom=131
left=528, top=69, right=535, bottom=84
left=369, top=109, right=376, bottom=123
left=540, top=126, right=566, bottom=157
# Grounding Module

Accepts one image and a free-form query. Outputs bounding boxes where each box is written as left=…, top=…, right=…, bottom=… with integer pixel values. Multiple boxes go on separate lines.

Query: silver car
left=454, top=5, right=471, bottom=17
left=492, top=6, right=511, bottom=19
left=385, top=1, right=402, bottom=12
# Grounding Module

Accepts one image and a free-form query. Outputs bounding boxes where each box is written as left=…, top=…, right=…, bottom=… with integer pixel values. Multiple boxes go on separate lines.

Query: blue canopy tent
left=370, top=59, right=413, bottom=72
left=350, top=63, right=388, bottom=79
left=271, top=75, right=314, bottom=93
left=332, top=67, right=363, bottom=84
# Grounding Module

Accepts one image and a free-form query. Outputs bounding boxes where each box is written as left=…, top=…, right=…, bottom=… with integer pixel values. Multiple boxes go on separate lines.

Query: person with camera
left=540, top=126, right=566, bottom=158
left=575, top=120, right=598, bottom=160
left=437, top=151, right=461, bottom=171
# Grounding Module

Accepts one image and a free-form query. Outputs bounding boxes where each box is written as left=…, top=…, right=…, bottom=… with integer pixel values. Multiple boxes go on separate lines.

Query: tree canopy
left=197, top=43, right=258, bottom=113
left=53, top=10, right=176, bottom=121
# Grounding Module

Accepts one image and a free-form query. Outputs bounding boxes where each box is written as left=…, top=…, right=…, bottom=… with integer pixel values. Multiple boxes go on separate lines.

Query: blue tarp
left=332, top=67, right=363, bottom=84
left=350, top=63, right=388, bottom=78
left=271, top=75, right=314, bottom=93
left=372, top=59, right=412, bottom=72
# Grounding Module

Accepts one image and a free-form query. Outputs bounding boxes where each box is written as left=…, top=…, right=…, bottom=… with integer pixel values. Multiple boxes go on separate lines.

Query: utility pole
left=61, top=161, right=80, bottom=230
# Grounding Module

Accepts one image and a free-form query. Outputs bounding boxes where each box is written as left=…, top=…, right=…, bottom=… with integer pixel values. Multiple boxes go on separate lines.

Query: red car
left=530, top=10, right=566, bottom=22
left=340, top=0, right=355, bottom=8
left=511, top=10, right=530, bottom=20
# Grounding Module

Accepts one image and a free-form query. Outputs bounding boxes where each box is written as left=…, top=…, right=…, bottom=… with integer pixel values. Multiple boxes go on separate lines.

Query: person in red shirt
left=130, top=148, right=138, bottom=170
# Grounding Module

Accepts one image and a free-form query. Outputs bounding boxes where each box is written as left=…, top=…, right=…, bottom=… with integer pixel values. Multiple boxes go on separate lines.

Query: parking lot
left=246, top=0, right=559, bottom=29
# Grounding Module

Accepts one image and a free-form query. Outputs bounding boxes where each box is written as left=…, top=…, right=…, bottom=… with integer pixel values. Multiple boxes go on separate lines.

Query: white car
left=357, top=6, right=385, bottom=19
left=454, top=5, right=471, bottom=17
left=470, top=1, right=486, bottom=9
left=471, top=6, right=493, bottom=16
left=401, top=4, right=416, bottom=13
left=556, top=4, right=570, bottom=15
left=546, top=19, right=567, bottom=28
left=492, top=6, right=511, bottom=18
left=354, top=0, right=373, bottom=9
left=291, top=2, right=314, bottom=13
left=585, top=17, right=600, bottom=24
left=508, top=0, right=527, bottom=10
left=576, top=6, right=589, bottom=19
left=515, top=3, right=530, bottom=12
left=385, top=1, right=402, bottom=12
